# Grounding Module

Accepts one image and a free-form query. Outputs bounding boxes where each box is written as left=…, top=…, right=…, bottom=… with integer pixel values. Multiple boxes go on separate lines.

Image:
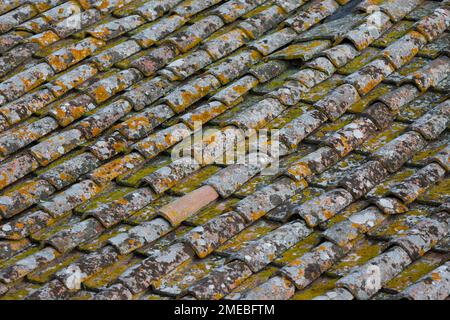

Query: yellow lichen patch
left=254, top=68, right=298, bottom=94
left=75, top=185, right=134, bottom=214
left=91, top=84, right=110, bottom=103
left=369, top=205, right=429, bottom=239
left=411, top=141, right=448, bottom=164
left=301, top=75, right=345, bottom=103
left=291, top=276, right=338, bottom=300
left=393, top=56, right=428, bottom=77
left=234, top=174, right=274, bottom=197
left=243, top=3, right=273, bottom=19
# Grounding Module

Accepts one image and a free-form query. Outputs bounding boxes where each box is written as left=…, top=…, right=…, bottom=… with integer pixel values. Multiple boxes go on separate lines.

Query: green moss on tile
left=349, top=83, right=393, bottom=113
left=308, top=114, right=354, bottom=141
left=170, top=165, right=221, bottom=195
left=216, top=220, right=280, bottom=254
left=84, top=255, right=141, bottom=290
left=186, top=197, right=240, bottom=226
left=385, top=253, right=444, bottom=292
left=126, top=195, right=175, bottom=225
left=75, top=186, right=135, bottom=213
left=117, top=157, right=171, bottom=187
left=300, top=74, right=345, bottom=103
left=372, top=21, right=414, bottom=48
left=267, top=103, right=313, bottom=129
left=291, top=276, right=338, bottom=300
left=418, top=178, right=450, bottom=205
left=338, top=47, right=379, bottom=75
left=357, top=122, right=407, bottom=154
left=274, top=232, right=322, bottom=265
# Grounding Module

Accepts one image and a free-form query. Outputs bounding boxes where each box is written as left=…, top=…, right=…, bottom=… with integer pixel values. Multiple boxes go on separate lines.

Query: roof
left=0, top=0, right=449, bottom=300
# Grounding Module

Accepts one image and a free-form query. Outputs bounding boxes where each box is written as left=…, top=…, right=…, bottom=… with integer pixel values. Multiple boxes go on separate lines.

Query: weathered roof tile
left=232, top=221, right=312, bottom=272
left=46, top=218, right=104, bottom=253
left=336, top=246, right=412, bottom=299
left=323, top=206, right=386, bottom=247
left=30, top=128, right=85, bottom=166
left=183, top=210, right=247, bottom=258
left=39, top=179, right=101, bottom=218
left=108, top=217, right=171, bottom=255
left=381, top=31, right=427, bottom=69
left=90, top=40, right=142, bottom=71
left=371, top=131, right=426, bottom=173
left=344, top=11, right=392, bottom=51
left=164, top=74, right=221, bottom=113
left=403, top=56, right=450, bottom=92
left=281, top=241, right=344, bottom=289
left=133, top=15, right=186, bottom=48
left=0, top=154, right=39, bottom=191
left=142, top=157, right=201, bottom=194
left=0, top=179, right=54, bottom=218
left=116, top=104, right=174, bottom=140
left=240, top=275, right=295, bottom=300
left=379, top=0, right=422, bottom=22
left=187, top=260, right=252, bottom=299
left=88, top=131, right=129, bottom=161
left=235, top=177, right=305, bottom=222
left=285, top=0, right=339, bottom=33
left=47, top=94, right=96, bottom=127
left=208, top=48, right=261, bottom=84
left=0, top=117, right=58, bottom=157
left=0, top=63, right=54, bottom=101
left=293, top=188, right=354, bottom=227
left=51, top=9, right=101, bottom=38
left=414, top=7, right=450, bottom=42
left=398, top=262, right=450, bottom=300
left=118, top=242, right=193, bottom=294
left=89, top=15, right=145, bottom=41
left=0, top=210, right=52, bottom=240
left=314, top=83, right=360, bottom=120
left=238, top=5, right=287, bottom=39
left=390, top=213, right=449, bottom=260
